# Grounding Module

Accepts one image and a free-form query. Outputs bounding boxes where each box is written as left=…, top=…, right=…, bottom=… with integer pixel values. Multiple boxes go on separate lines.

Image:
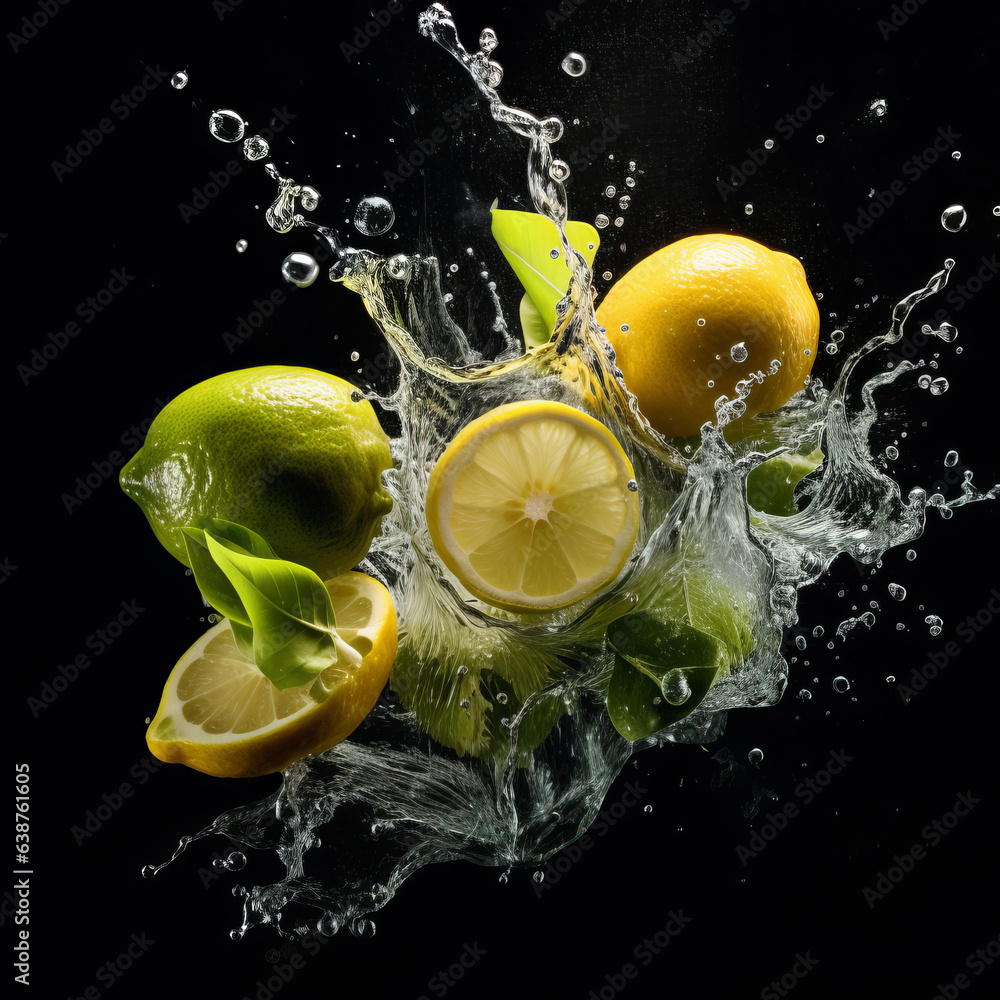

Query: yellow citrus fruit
left=425, top=399, right=640, bottom=613
left=596, top=233, right=820, bottom=438
left=146, top=572, right=397, bottom=778
left=120, top=366, right=393, bottom=581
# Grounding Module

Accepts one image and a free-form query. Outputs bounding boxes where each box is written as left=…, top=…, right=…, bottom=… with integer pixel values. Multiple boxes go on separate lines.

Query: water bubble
left=944, top=450, right=959, bottom=467
left=209, top=109, right=246, bottom=143
left=298, top=186, right=321, bottom=212
left=532, top=870, right=545, bottom=883
left=350, top=390, right=363, bottom=403
left=354, top=195, right=395, bottom=236
left=170, top=70, right=188, bottom=90
left=951, top=150, right=961, bottom=161
left=816, top=134, right=825, bottom=143
left=549, top=159, right=570, bottom=181
left=235, top=239, right=248, bottom=253
left=941, top=205, right=967, bottom=232
left=812, top=625, right=825, bottom=638
left=905, top=549, right=917, bottom=561
left=925, top=615, right=943, bottom=635
left=748, top=748, right=764, bottom=765
left=764, top=138, right=774, bottom=149
left=281, top=252, right=319, bottom=288
left=457, top=664, right=469, bottom=675
left=644, top=804, right=653, bottom=813
left=728, top=341, right=748, bottom=363
left=830, top=329, right=845, bottom=342
left=885, top=446, right=898, bottom=460
left=917, top=374, right=933, bottom=389
left=626, top=479, right=638, bottom=492
left=929, top=377, right=950, bottom=395
left=386, top=254, right=411, bottom=280
left=797, top=688, right=812, bottom=701
left=479, top=27, right=498, bottom=52
left=869, top=98, right=887, bottom=117
left=994, top=206, right=1000, bottom=217
left=795, top=635, right=807, bottom=650
left=243, top=134, right=270, bottom=161
left=888, top=583, right=906, bottom=601
left=661, top=668, right=691, bottom=706
left=496, top=691, right=508, bottom=705
left=230, top=927, right=244, bottom=941
left=832, top=676, right=850, bottom=693
left=744, top=202, right=753, bottom=216
left=561, top=51, right=587, bottom=76
left=227, top=851, right=246, bottom=870
left=613, top=216, right=624, bottom=227
left=696, top=318, right=706, bottom=327
left=595, top=214, right=610, bottom=229
left=825, top=342, right=839, bottom=355
left=141, top=864, right=157, bottom=878
left=350, top=351, right=360, bottom=362
left=602, top=270, right=613, bottom=281
left=618, top=195, right=631, bottom=210
left=604, top=185, right=616, bottom=198
left=625, top=176, right=636, bottom=188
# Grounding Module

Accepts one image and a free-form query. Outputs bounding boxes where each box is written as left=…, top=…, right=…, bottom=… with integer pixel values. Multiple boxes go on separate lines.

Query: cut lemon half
left=425, top=400, right=640, bottom=613
left=146, top=572, right=397, bottom=778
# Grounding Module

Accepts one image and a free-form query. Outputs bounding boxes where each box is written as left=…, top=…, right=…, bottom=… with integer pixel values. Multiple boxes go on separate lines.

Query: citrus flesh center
left=596, top=234, right=820, bottom=438
left=119, top=366, right=394, bottom=581
left=146, top=572, right=397, bottom=778
left=426, top=400, right=640, bottom=612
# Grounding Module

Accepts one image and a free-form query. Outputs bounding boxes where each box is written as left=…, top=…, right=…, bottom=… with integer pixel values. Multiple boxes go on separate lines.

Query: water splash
left=145, top=4, right=998, bottom=938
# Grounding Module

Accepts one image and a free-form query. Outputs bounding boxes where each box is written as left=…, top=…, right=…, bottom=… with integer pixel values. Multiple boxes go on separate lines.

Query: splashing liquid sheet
left=146, top=5, right=996, bottom=939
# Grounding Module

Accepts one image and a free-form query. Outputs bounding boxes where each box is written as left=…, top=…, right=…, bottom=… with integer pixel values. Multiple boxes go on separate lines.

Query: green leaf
left=605, top=611, right=723, bottom=741
left=490, top=207, right=600, bottom=343
left=518, top=293, right=552, bottom=349
left=746, top=448, right=824, bottom=516
left=181, top=519, right=361, bottom=692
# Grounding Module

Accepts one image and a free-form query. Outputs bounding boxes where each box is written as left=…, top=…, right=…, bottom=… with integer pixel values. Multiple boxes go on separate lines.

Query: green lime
left=120, top=366, right=394, bottom=580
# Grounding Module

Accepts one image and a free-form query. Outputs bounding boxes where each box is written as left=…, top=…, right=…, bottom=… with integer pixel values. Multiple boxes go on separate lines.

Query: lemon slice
left=146, top=572, right=397, bottom=778
left=425, top=400, right=640, bottom=612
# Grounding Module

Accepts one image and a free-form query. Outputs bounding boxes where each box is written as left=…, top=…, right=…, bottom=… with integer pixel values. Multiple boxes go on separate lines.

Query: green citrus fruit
left=120, top=366, right=394, bottom=580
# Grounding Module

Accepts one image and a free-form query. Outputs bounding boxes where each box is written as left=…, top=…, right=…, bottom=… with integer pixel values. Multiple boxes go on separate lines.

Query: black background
left=6, top=1, right=1000, bottom=998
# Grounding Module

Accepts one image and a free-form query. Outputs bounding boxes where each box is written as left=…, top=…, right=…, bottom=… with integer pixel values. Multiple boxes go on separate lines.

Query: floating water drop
left=940, top=205, right=967, bottom=232
left=457, top=664, right=469, bottom=675
left=929, top=377, right=950, bottom=395
left=832, top=676, right=850, bottom=693
left=243, top=135, right=270, bottom=161
left=951, top=150, right=961, bottom=161
left=816, top=134, right=825, bottom=143
left=561, top=51, right=587, bottom=76
left=281, top=252, right=319, bottom=288
left=744, top=202, right=753, bottom=216
left=595, top=214, right=610, bottom=228
left=885, top=446, right=898, bottom=460
left=795, top=635, right=807, bottom=650
left=626, top=479, right=638, bottom=492
left=354, top=195, right=394, bottom=236
left=235, top=239, right=248, bottom=253
left=797, top=689, right=812, bottom=701
left=644, top=804, right=653, bottom=814
left=944, top=450, right=959, bottom=467
left=906, top=549, right=917, bottom=561
left=888, top=583, right=906, bottom=601
left=299, top=186, right=321, bottom=212
left=227, top=851, right=246, bottom=871
left=869, top=98, right=887, bottom=117
left=549, top=159, right=570, bottom=181
left=350, top=351, right=360, bottom=362
left=730, top=342, right=748, bottom=363
left=532, top=870, right=545, bottom=883
left=748, top=748, right=764, bottom=765
left=479, top=27, right=498, bottom=53
left=170, top=70, right=188, bottom=90
left=209, top=109, right=246, bottom=143
left=661, top=668, right=691, bottom=706
left=764, top=138, right=775, bottom=149
left=812, top=625, right=825, bottom=638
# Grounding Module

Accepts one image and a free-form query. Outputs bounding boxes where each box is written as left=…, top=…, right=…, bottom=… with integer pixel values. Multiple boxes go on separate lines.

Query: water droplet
left=298, top=186, right=321, bottom=212
left=730, top=341, right=748, bottom=363
left=869, top=98, right=887, bottom=117
left=141, top=864, right=157, bottom=878
left=350, top=351, right=360, bottom=362
left=941, top=205, right=967, bottom=232
left=548, top=248, right=561, bottom=260
left=618, top=195, right=631, bottom=210
left=613, top=216, right=624, bottom=227
left=797, top=688, right=812, bottom=701
left=561, top=51, right=587, bottom=76
left=885, top=446, right=898, bottom=460
left=532, top=870, right=545, bottom=883
left=479, top=27, right=498, bottom=52
left=227, top=851, right=246, bottom=870
left=644, top=804, right=653, bottom=813
left=170, top=70, right=188, bottom=90
left=549, top=159, right=570, bottom=182
left=602, top=270, right=613, bottom=281
left=744, top=202, right=753, bottom=216
left=243, top=134, right=270, bottom=161
left=696, top=317, right=706, bottom=327
left=230, top=927, right=244, bottom=941
left=888, top=583, right=906, bottom=601
left=235, top=239, right=248, bottom=253
left=457, top=664, right=469, bottom=675
left=496, top=691, right=508, bottom=705
left=994, top=206, right=1000, bottom=217
left=354, top=195, right=394, bottom=236
left=929, top=377, right=950, bottom=395
left=795, top=635, right=807, bottom=650
left=209, top=109, right=246, bottom=144
left=951, top=150, right=961, bottom=161
left=386, top=254, right=410, bottom=280
left=626, top=479, right=638, bottom=492
left=748, top=748, right=764, bottom=765
left=350, top=390, right=363, bottom=403
left=459, top=698, right=470, bottom=709
left=944, top=450, right=959, bottom=467
left=764, top=138, right=774, bottom=149
left=925, top=615, right=943, bottom=635
left=661, top=668, right=691, bottom=706
left=832, top=676, right=850, bottom=693
left=825, top=342, right=839, bottom=355
left=595, top=214, right=610, bottom=229
left=281, top=252, right=319, bottom=288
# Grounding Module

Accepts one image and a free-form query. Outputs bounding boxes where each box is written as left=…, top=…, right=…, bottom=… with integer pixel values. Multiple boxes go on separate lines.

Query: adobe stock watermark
left=51, top=65, right=171, bottom=181
left=735, top=748, right=854, bottom=865
left=70, top=755, right=166, bottom=846
left=671, top=1, right=751, bottom=71
left=383, top=95, right=481, bottom=192
left=543, top=0, right=588, bottom=30
left=861, top=790, right=980, bottom=909
left=16, top=267, right=136, bottom=385
left=416, top=941, right=487, bottom=1000
left=842, top=125, right=960, bottom=244
left=563, top=117, right=629, bottom=174
left=896, top=588, right=1000, bottom=704
left=931, top=927, right=1000, bottom=1000
left=716, top=83, right=833, bottom=202
left=586, top=910, right=693, bottom=1000
left=532, top=778, right=648, bottom=896
left=877, top=0, right=931, bottom=41
left=7, top=0, right=72, bottom=53
left=61, top=396, right=171, bottom=514
left=760, top=952, right=820, bottom=999
left=340, top=0, right=417, bottom=64
left=25, top=599, right=146, bottom=718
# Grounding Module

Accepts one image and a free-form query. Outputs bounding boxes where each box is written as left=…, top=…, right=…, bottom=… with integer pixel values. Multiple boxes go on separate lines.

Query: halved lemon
left=146, top=572, right=397, bottom=778
left=425, top=399, right=640, bottom=613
